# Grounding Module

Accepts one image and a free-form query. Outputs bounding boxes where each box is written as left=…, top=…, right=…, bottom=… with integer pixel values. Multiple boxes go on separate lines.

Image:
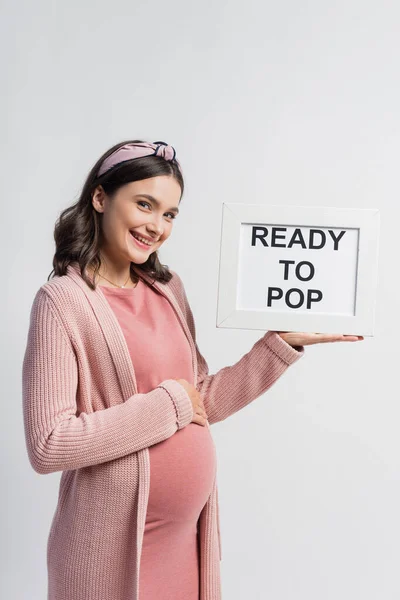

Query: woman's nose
left=147, top=216, right=164, bottom=237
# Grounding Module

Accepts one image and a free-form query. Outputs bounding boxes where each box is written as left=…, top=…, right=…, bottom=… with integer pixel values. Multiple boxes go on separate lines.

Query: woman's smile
left=130, top=230, right=156, bottom=249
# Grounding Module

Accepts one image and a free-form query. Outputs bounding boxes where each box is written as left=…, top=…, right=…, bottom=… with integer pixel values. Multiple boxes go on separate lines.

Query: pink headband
left=97, top=141, right=180, bottom=177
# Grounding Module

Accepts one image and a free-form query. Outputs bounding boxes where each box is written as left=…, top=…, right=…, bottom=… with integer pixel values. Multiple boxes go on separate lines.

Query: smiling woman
left=86, top=174, right=182, bottom=288
left=50, top=139, right=185, bottom=290
left=23, top=139, right=307, bottom=600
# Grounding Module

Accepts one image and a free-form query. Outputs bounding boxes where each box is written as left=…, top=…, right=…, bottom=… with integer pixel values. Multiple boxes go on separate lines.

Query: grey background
left=2, top=0, right=398, bottom=598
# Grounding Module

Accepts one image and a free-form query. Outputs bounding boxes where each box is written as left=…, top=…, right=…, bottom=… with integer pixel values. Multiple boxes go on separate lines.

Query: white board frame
left=216, top=203, right=380, bottom=336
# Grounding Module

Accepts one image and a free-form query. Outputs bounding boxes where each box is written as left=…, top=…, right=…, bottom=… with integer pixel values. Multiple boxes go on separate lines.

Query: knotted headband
left=97, top=141, right=180, bottom=177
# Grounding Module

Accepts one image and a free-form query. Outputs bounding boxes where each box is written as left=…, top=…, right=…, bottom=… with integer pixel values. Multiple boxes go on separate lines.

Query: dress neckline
left=99, top=279, right=141, bottom=294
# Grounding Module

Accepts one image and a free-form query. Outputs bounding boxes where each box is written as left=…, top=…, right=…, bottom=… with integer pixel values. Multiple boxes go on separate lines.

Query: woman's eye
left=137, top=201, right=176, bottom=220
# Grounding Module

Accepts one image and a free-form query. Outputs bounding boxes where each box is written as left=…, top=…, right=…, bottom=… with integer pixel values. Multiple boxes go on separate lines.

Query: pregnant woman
left=22, top=139, right=363, bottom=600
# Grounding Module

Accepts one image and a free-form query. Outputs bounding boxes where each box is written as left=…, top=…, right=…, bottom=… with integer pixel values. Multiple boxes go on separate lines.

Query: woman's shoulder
left=165, top=269, right=195, bottom=327
left=167, top=268, right=183, bottom=287
left=35, top=271, right=77, bottom=303
left=28, top=270, right=102, bottom=345
left=165, top=268, right=187, bottom=301
left=29, top=271, right=89, bottom=329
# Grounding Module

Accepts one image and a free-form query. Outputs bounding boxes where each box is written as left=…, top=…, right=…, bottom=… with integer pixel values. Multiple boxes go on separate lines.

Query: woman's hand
left=274, top=331, right=364, bottom=347
left=174, top=379, right=209, bottom=426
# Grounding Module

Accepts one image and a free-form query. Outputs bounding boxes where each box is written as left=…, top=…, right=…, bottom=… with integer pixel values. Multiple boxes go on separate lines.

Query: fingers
left=192, top=411, right=208, bottom=426
left=318, top=334, right=364, bottom=343
left=195, top=405, right=208, bottom=419
left=174, top=380, right=209, bottom=425
left=282, top=332, right=364, bottom=345
left=192, top=403, right=208, bottom=426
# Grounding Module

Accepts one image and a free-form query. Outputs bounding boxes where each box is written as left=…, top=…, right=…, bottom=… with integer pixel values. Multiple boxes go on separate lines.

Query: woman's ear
left=92, top=185, right=106, bottom=213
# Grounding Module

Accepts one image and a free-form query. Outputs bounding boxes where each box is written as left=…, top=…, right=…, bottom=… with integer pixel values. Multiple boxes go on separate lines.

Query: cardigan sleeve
left=171, top=272, right=305, bottom=426
left=22, top=289, right=193, bottom=475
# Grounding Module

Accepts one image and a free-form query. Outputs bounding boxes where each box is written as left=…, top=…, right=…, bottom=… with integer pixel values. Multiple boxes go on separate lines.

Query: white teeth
left=131, top=232, right=152, bottom=246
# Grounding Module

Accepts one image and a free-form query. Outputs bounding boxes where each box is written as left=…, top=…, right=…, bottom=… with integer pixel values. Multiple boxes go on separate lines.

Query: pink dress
left=100, top=279, right=217, bottom=600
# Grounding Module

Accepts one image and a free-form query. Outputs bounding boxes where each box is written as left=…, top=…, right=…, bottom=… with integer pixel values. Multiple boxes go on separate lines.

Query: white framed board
left=216, top=203, right=380, bottom=336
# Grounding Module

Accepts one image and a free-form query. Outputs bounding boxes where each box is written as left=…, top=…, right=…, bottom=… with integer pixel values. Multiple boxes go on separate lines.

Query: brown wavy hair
left=48, top=139, right=184, bottom=290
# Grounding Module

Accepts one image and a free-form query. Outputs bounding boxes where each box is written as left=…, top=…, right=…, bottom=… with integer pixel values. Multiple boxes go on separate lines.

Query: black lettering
left=309, top=229, right=326, bottom=249
left=328, top=229, right=346, bottom=251
left=279, top=260, right=295, bottom=280
left=287, top=228, right=307, bottom=249
left=307, top=289, right=323, bottom=309
left=286, top=288, right=304, bottom=309
left=296, top=261, right=315, bottom=281
left=251, top=226, right=268, bottom=246
left=267, top=287, right=282, bottom=306
left=271, top=227, right=286, bottom=247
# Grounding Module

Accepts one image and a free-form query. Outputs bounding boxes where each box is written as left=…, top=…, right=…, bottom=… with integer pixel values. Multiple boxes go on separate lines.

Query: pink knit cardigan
left=22, top=262, right=304, bottom=600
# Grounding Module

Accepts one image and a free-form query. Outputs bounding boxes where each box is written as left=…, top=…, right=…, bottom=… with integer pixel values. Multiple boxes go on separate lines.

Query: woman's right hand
left=174, top=379, right=208, bottom=426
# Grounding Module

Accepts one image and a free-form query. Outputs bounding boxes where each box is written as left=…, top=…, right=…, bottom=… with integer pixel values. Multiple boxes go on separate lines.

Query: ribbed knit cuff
left=262, top=331, right=305, bottom=365
left=157, top=379, right=194, bottom=430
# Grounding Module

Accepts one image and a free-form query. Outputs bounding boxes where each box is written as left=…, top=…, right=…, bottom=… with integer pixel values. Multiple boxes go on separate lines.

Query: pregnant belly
left=145, top=421, right=217, bottom=523
left=140, top=423, right=216, bottom=598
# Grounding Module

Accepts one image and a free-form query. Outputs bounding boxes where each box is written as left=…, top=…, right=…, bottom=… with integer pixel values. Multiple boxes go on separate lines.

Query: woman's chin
left=128, top=244, right=159, bottom=264
left=129, top=251, right=149, bottom=264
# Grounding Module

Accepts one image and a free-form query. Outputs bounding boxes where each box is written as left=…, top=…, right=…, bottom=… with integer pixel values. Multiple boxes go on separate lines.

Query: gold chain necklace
left=98, top=271, right=132, bottom=289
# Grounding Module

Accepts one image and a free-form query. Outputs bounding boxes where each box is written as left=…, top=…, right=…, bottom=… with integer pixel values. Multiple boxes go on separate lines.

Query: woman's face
left=92, top=175, right=181, bottom=265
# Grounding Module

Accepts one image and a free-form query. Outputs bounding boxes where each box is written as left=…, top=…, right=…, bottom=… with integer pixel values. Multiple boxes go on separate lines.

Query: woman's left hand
left=275, top=332, right=364, bottom=347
